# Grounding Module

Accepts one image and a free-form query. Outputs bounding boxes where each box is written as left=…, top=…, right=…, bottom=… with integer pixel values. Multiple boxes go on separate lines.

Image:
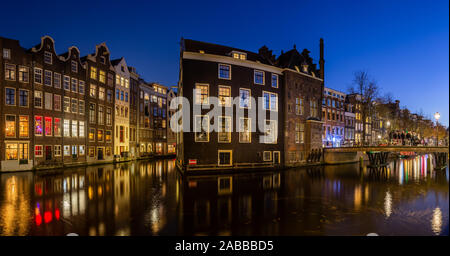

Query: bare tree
left=348, top=71, right=380, bottom=144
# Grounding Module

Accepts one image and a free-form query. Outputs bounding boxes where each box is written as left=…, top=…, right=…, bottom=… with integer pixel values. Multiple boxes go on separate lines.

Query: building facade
left=322, top=87, right=346, bottom=147
left=128, top=66, right=139, bottom=159
left=111, top=58, right=130, bottom=159
left=167, top=87, right=177, bottom=155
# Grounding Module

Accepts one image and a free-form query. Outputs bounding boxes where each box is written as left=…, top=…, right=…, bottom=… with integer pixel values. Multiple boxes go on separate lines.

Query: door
left=98, top=147, right=104, bottom=160
left=273, top=151, right=280, bottom=164
left=45, top=146, right=52, bottom=160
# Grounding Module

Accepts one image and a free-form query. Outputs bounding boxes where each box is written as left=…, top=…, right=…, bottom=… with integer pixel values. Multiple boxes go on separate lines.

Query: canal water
left=0, top=155, right=448, bottom=236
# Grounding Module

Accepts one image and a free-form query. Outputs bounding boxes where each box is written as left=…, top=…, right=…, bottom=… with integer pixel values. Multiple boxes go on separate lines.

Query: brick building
left=322, top=87, right=345, bottom=147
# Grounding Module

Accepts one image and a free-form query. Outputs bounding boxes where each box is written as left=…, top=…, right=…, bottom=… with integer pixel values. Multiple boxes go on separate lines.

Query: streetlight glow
left=434, top=112, right=440, bottom=121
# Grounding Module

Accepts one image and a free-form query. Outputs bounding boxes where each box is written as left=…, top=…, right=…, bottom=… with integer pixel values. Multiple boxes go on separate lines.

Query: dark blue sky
left=2, top=0, right=448, bottom=125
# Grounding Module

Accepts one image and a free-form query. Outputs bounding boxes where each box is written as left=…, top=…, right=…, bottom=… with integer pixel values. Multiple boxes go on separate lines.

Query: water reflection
left=0, top=154, right=448, bottom=236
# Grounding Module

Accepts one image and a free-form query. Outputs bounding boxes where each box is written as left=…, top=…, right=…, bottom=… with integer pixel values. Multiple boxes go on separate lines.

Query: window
left=105, top=130, right=112, bottom=142
left=34, top=91, right=43, bottom=108
left=44, top=70, right=52, bottom=86
left=54, top=145, right=62, bottom=156
left=79, top=145, right=85, bottom=156
left=264, top=120, right=277, bottom=144
left=194, top=84, right=209, bottom=104
left=125, top=92, right=128, bottom=102
left=71, top=120, right=78, bottom=137
left=89, top=128, right=95, bottom=141
left=99, top=70, right=106, bottom=83
left=64, top=145, right=70, bottom=156
left=116, top=89, right=120, bottom=100
left=63, top=75, right=70, bottom=90
left=271, top=74, right=279, bottom=88
left=107, top=89, right=112, bottom=102
left=217, top=85, right=231, bottom=106
left=263, top=91, right=278, bottom=111
left=194, top=115, right=209, bottom=142
left=54, top=73, right=61, bottom=88
left=295, top=122, right=305, bottom=144
left=79, top=121, right=85, bottom=137
left=218, top=150, right=232, bottom=166
left=78, top=80, right=84, bottom=94
left=54, top=118, right=61, bottom=136
left=116, top=75, right=120, bottom=86
left=71, top=78, right=77, bottom=92
left=78, top=100, right=85, bottom=115
left=232, top=51, right=246, bottom=60
left=89, top=103, right=96, bottom=123
left=97, top=129, right=104, bottom=142
left=106, top=107, right=112, bottom=125
left=5, top=88, right=15, bottom=105
left=310, top=99, right=318, bottom=118
left=90, top=67, right=97, bottom=80
left=44, top=92, right=52, bottom=110
left=218, top=64, right=231, bottom=79
left=34, top=68, right=42, bottom=84
left=70, top=145, right=77, bottom=157
left=64, top=119, right=70, bottom=137
left=4, top=64, right=15, bottom=80
left=54, top=94, right=61, bottom=111
left=239, top=118, right=251, bottom=143
left=3, top=49, right=11, bottom=59
left=5, top=143, right=18, bottom=160
left=99, top=87, right=105, bottom=100
left=120, top=91, right=124, bottom=101
left=295, top=98, right=304, bottom=115
left=71, top=98, right=77, bottom=113
left=63, top=96, right=70, bottom=112
left=19, top=116, right=29, bottom=138
left=35, top=145, right=43, bottom=157
left=5, top=115, right=16, bottom=138
left=254, top=70, right=264, bottom=85
left=71, top=60, right=78, bottom=73
left=34, top=116, right=43, bottom=135
left=218, top=116, right=231, bottom=143
left=98, top=105, right=104, bottom=125
left=90, top=84, right=96, bottom=98
left=44, top=117, right=52, bottom=136
left=44, top=51, right=52, bottom=64
left=18, top=66, right=29, bottom=83
left=88, top=147, right=95, bottom=157
left=263, top=151, right=272, bottom=161
left=119, top=126, right=124, bottom=143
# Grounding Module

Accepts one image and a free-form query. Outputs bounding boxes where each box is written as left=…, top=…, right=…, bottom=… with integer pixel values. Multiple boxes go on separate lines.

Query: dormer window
left=231, top=51, right=246, bottom=60
left=199, top=50, right=205, bottom=54
left=3, top=49, right=11, bottom=59
left=44, top=51, right=52, bottom=64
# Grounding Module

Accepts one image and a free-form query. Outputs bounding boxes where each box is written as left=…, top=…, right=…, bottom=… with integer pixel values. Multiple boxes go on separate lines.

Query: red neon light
left=44, top=211, right=52, bottom=223
left=35, top=215, right=42, bottom=226
left=55, top=209, right=60, bottom=220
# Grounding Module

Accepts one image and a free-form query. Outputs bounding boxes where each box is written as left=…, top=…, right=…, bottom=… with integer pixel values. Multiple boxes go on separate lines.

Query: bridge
left=322, top=146, right=448, bottom=169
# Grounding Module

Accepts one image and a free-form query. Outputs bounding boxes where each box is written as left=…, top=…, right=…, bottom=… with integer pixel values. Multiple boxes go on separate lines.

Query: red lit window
left=44, top=117, right=52, bottom=136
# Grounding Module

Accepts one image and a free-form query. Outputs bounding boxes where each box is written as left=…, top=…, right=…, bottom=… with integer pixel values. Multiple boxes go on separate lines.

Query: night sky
left=1, top=0, right=448, bottom=125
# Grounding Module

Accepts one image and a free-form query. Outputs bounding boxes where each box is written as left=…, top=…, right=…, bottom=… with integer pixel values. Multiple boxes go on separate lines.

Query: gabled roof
left=276, top=47, right=319, bottom=76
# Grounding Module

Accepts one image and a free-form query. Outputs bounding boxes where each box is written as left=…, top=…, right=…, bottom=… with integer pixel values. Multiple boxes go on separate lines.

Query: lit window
left=79, top=100, right=85, bottom=115
left=63, top=119, right=70, bottom=137
left=54, top=145, right=62, bottom=156
left=98, top=105, right=104, bottom=125
left=54, top=94, right=61, bottom=111
left=63, top=96, right=70, bottom=112
left=35, top=145, right=43, bottom=157
left=3, top=49, right=11, bottom=59
left=90, top=84, right=96, bottom=98
left=44, top=117, right=52, bottom=136
left=4, top=64, right=15, bottom=80
left=295, top=122, right=305, bottom=144
left=6, top=143, right=18, bottom=160
left=194, top=84, right=209, bottom=105
left=71, top=98, right=77, bottom=113
left=5, top=115, right=16, bottom=138
left=71, top=120, right=78, bottom=137
left=18, top=66, right=29, bottom=83
left=90, top=67, right=97, bottom=80
left=54, top=118, right=61, bottom=136
left=89, top=103, right=96, bottom=123
left=89, top=128, right=95, bottom=142
left=19, top=116, right=29, bottom=138
left=99, top=87, right=105, bottom=100
left=97, top=129, right=104, bottom=142
left=218, top=86, right=231, bottom=106
left=63, top=145, right=70, bottom=156
left=239, top=118, right=251, bottom=143
left=34, top=116, right=43, bottom=135
left=79, top=145, right=85, bottom=156
left=99, top=70, right=106, bottom=83
left=79, top=121, right=85, bottom=137
left=295, top=98, right=304, bottom=115
left=218, top=64, right=231, bottom=79
left=44, top=92, right=52, bottom=110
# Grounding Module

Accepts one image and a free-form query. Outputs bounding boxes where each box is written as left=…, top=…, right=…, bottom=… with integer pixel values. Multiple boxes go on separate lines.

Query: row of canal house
left=0, top=35, right=175, bottom=172
left=177, top=38, right=324, bottom=171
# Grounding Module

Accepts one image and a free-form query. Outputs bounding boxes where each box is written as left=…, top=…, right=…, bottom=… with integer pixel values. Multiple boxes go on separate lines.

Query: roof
left=276, top=47, right=319, bottom=76
left=183, top=38, right=273, bottom=65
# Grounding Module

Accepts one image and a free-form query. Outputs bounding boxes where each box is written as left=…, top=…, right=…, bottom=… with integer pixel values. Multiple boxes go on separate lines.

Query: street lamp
left=434, top=112, right=440, bottom=146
